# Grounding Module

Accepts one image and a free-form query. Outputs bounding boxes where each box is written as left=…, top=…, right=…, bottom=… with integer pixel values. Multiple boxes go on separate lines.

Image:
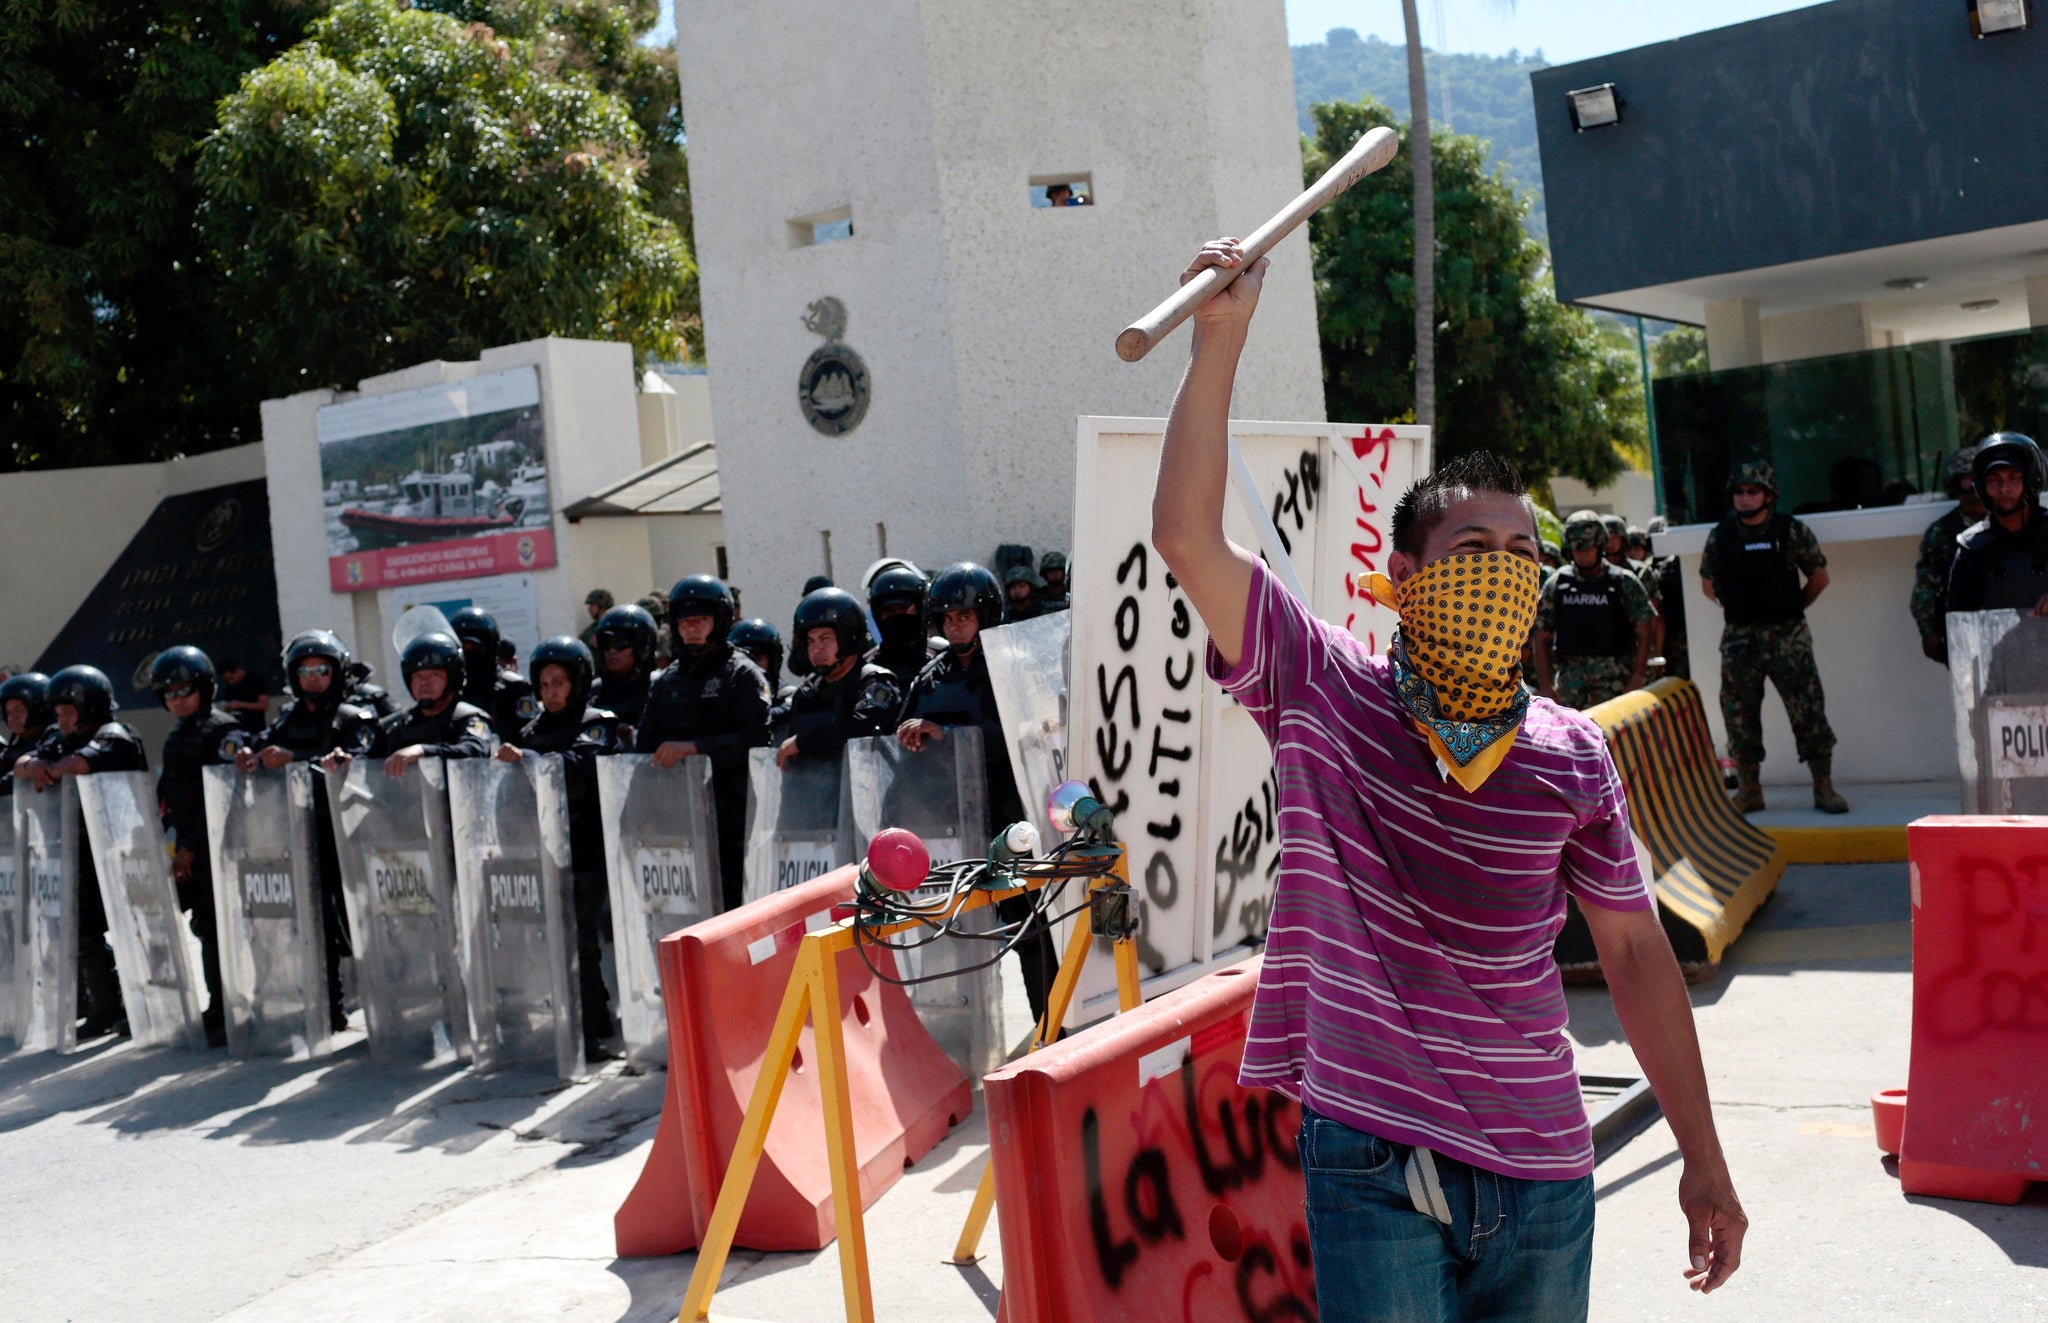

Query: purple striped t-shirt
left=1209, top=560, right=1651, bottom=1180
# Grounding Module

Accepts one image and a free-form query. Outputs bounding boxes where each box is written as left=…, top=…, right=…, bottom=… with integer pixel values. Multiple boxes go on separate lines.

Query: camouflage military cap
left=1599, top=514, right=1627, bottom=540
left=1562, top=510, right=1606, bottom=551
left=1004, top=565, right=1041, bottom=587
left=1540, top=539, right=1562, bottom=561
left=1727, top=459, right=1778, bottom=496
left=1945, top=445, right=1979, bottom=491
left=1625, top=524, right=1650, bottom=551
left=585, top=587, right=615, bottom=608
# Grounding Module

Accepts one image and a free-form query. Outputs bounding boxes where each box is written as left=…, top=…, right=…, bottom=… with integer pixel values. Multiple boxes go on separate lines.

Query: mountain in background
left=1292, top=28, right=1549, bottom=243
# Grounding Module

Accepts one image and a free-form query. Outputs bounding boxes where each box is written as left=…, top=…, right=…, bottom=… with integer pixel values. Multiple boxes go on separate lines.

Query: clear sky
left=649, top=1, right=1830, bottom=61
left=1281, top=0, right=1827, bottom=64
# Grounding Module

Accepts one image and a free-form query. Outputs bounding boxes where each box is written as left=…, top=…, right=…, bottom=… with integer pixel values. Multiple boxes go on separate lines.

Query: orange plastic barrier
left=985, top=956, right=1314, bottom=1323
left=614, top=866, right=972, bottom=1255
left=1899, top=815, right=2047, bottom=1204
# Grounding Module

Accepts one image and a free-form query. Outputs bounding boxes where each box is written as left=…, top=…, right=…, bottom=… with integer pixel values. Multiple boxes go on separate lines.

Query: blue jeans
left=1298, top=1104, right=1594, bottom=1323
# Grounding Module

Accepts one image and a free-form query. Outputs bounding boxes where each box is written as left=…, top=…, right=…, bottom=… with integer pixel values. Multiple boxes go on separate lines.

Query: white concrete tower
left=677, top=0, right=1325, bottom=626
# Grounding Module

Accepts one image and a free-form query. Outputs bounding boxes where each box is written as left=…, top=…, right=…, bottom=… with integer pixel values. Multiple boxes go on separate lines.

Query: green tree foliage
left=1652, top=324, right=1709, bottom=377
left=0, top=1, right=326, bottom=469
left=1292, top=28, right=1548, bottom=241
left=1305, top=97, right=1640, bottom=495
left=198, top=0, right=695, bottom=398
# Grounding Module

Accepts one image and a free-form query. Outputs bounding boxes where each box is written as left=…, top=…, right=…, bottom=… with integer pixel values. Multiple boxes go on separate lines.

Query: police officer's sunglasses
left=162, top=684, right=200, bottom=700
left=295, top=662, right=333, bottom=678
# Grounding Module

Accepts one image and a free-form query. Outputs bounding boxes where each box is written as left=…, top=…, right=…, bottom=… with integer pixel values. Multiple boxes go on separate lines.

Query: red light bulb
left=866, top=828, right=931, bottom=893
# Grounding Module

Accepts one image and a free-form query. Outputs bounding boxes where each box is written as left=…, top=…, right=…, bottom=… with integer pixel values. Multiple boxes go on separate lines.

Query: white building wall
left=0, top=443, right=267, bottom=677
left=677, top=0, right=1323, bottom=633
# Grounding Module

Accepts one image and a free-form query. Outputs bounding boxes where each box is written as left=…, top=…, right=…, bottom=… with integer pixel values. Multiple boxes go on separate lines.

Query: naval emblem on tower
left=796, top=296, right=870, bottom=437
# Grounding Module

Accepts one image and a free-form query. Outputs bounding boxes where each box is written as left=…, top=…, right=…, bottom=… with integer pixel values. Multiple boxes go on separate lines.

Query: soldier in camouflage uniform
left=1533, top=510, right=1655, bottom=710
left=1644, top=516, right=1691, bottom=679
left=1701, top=461, right=1848, bottom=814
left=1910, top=446, right=1983, bottom=665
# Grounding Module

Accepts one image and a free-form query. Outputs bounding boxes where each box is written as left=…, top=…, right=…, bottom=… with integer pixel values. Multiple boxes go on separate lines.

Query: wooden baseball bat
left=1115, top=126, right=1401, bottom=363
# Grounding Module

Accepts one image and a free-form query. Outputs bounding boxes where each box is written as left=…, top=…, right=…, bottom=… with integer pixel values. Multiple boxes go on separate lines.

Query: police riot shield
left=326, top=759, right=472, bottom=1064
left=1949, top=609, right=2048, bottom=814
left=982, top=611, right=1072, bottom=846
left=743, top=749, right=852, bottom=905
left=16, top=782, right=77, bottom=1053
left=597, top=753, right=721, bottom=1063
left=449, top=756, right=581, bottom=1078
left=845, top=728, right=1004, bottom=1080
left=0, top=803, right=26, bottom=1047
left=75, top=772, right=207, bottom=1051
left=204, top=764, right=328, bottom=1058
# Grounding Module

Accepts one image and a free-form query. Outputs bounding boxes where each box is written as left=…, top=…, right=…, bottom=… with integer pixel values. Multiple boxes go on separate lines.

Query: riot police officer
left=897, top=563, right=1057, bottom=1025
left=1912, top=446, right=1983, bottom=664
left=1701, top=460, right=1846, bottom=814
left=13, top=666, right=147, bottom=1038
left=1037, top=552, right=1071, bottom=612
left=774, top=588, right=901, bottom=771
left=635, top=576, right=772, bottom=911
left=0, top=671, right=52, bottom=795
left=728, top=618, right=787, bottom=697
left=1947, top=433, right=2048, bottom=617
left=322, top=633, right=493, bottom=776
left=239, top=629, right=377, bottom=1031
left=865, top=563, right=933, bottom=690
left=343, top=658, right=397, bottom=718
left=151, top=647, right=245, bottom=1047
left=449, top=606, right=536, bottom=739
left=1532, top=511, right=1654, bottom=710
left=591, top=603, right=660, bottom=734
left=499, top=637, right=621, bottom=1057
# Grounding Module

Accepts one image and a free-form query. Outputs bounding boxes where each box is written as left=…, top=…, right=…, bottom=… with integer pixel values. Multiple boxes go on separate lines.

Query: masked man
left=1146, top=237, right=1745, bottom=1321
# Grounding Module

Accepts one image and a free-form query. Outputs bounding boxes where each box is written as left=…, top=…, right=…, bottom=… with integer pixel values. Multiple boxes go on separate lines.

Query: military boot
left=1810, top=757, right=1850, bottom=815
left=1731, top=763, right=1765, bottom=813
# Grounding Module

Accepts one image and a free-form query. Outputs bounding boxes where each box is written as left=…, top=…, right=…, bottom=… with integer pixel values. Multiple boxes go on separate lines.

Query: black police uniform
left=35, top=721, right=148, bottom=1034
left=772, top=662, right=902, bottom=760
left=513, top=704, right=622, bottom=1047
left=1947, top=503, right=2048, bottom=614
left=634, top=646, right=773, bottom=911
left=900, top=646, right=1057, bottom=1021
left=592, top=669, right=651, bottom=733
left=345, top=663, right=398, bottom=719
left=0, top=726, right=49, bottom=796
left=251, top=692, right=378, bottom=1027
left=869, top=636, right=935, bottom=693
left=368, top=700, right=495, bottom=760
left=463, top=666, right=537, bottom=742
left=159, top=706, right=246, bottom=1039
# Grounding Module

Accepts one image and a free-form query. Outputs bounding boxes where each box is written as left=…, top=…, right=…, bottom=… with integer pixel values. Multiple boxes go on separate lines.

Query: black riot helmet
left=593, top=603, right=659, bottom=674
left=926, top=562, right=1004, bottom=631
left=1973, top=432, right=2045, bottom=496
left=448, top=606, right=502, bottom=668
left=728, top=618, right=784, bottom=689
left=667, top=574, right=736, bottom=646
left=0, top=672, right=52, bottom=730
left=528, top=636, right=596, bottom=712
left=282, top=629, right=351, bottom=699
left=48, top=664, right=116, bottom=729
left=149, top=645, right=218, bottom=708
left=792, top=588, right=873, bottom=671
left=868, top=563, right=927, bottom=617
left=801, top=574, right=835, bottom=597
left=400, top=632, right=466, bottom=696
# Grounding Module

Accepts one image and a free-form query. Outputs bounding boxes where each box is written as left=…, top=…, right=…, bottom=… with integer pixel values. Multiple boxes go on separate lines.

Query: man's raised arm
left=1150, top=240, right=1264, bottom=669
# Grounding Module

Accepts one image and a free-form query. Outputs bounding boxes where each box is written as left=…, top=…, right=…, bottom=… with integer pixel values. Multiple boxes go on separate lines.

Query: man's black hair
left=1390, top=451, right=1532, bottom=556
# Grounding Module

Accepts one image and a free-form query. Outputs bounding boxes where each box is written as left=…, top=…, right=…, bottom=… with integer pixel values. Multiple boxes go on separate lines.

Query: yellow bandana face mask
left=1363, top=552, right=1544, bottom=791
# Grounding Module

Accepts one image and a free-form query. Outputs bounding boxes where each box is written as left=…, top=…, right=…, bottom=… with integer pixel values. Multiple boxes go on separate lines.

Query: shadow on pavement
left=1889, top=1158, right=2048, bottom=1269
left=0, top=1040, right=209, bottom=1134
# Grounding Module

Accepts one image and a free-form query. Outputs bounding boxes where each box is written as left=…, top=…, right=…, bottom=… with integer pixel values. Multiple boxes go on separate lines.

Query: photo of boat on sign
left=317, top=367, right=556, bottom=592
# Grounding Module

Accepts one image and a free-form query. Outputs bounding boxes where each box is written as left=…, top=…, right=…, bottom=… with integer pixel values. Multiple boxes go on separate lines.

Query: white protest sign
left=1066, top=417, right=1428, bottom=1015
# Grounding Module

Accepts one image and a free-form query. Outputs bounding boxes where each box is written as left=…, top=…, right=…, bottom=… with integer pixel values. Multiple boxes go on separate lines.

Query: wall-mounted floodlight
left=1567, top=83, right=1622, bottom=131
left=1970, top=0, right=2030, bottom=36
